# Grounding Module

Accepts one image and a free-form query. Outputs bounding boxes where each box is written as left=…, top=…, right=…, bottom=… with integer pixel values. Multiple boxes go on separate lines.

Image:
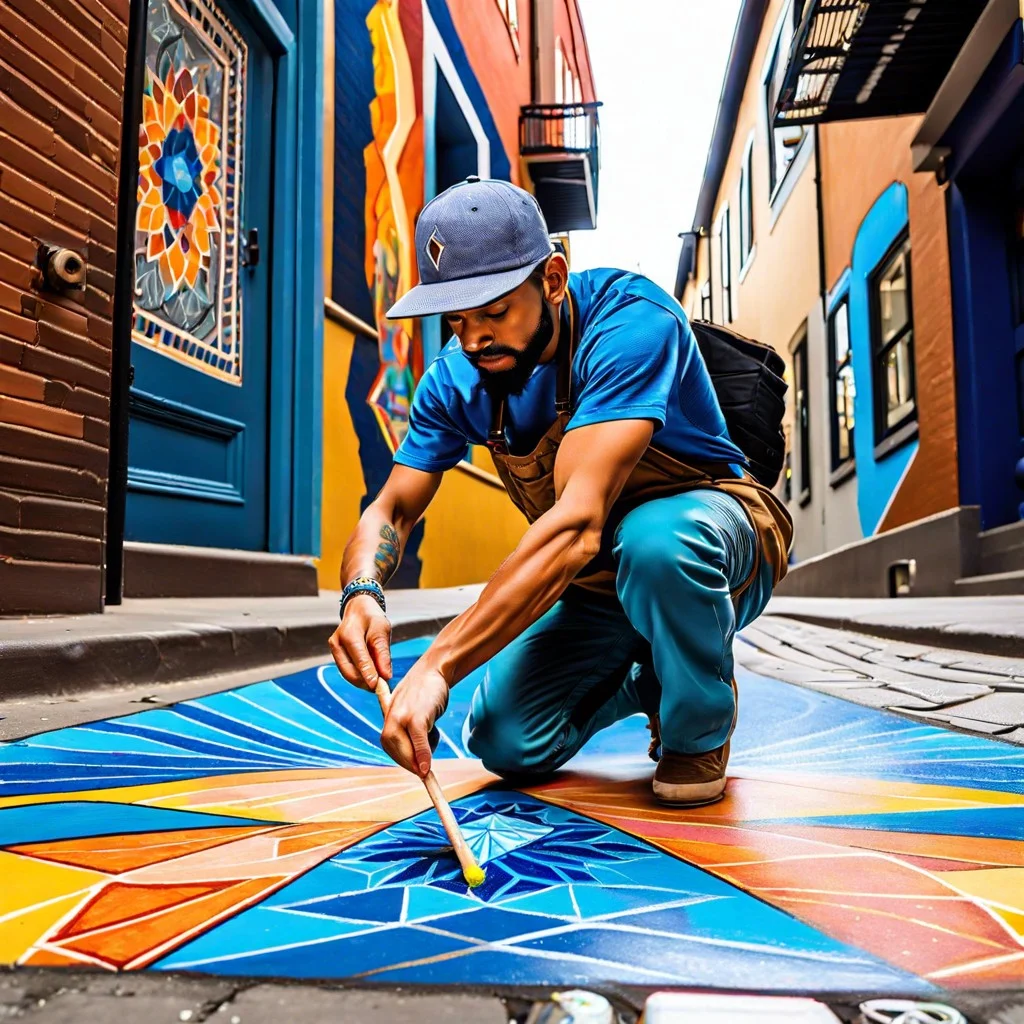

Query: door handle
left=241, top=228, right=260, bottom=268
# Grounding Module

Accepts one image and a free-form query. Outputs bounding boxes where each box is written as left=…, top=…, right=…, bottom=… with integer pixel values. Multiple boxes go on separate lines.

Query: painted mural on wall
left=133, top=0, right=245, bottom=384
left=363, top=0, right=421, bottom=451
left=332, top=0, right=513, bottom=584
left=1, top=639, right=1022, bottom=987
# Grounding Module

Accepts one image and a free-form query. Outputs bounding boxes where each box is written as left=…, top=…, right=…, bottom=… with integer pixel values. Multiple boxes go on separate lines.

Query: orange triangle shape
left=58, top=882, right=227, bottom=938
left=59, top=876, right=276, bottom=969
left=11, top=826, right=271, bottom=874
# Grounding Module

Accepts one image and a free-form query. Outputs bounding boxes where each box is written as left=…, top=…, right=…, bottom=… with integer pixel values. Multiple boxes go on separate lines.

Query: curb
left=768, top=612, right=1024, bottom=660
left=0, top=615, right=455, bottom=700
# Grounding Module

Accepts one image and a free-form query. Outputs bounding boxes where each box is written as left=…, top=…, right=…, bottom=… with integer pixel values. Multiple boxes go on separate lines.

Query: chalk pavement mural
left=1, top=637, right=1022, bottom=989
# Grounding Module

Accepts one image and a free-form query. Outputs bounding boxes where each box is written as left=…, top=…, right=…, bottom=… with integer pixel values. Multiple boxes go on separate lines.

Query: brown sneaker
left=652, top=678, right=738, bottom=808
left=653, top=743, right=730, bottom=806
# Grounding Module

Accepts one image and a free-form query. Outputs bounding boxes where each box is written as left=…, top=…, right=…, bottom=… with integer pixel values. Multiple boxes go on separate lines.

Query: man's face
left=443, top=275, right=555, bottom=397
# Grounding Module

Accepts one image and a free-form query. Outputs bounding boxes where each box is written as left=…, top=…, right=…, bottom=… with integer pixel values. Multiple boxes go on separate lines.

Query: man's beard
left=468, top=301, right=555, bottom=399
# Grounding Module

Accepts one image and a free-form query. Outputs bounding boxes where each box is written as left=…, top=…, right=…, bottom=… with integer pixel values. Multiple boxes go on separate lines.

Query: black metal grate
left=519, top=103, right=602, bottom=232
left=775, top=0, right=986, bottom=125
left=519, top=102, right=601, bottom=156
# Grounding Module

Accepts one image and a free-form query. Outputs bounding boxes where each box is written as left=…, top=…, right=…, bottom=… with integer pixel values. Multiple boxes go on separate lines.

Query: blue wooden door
left=126, top=0, right=273, bottom=550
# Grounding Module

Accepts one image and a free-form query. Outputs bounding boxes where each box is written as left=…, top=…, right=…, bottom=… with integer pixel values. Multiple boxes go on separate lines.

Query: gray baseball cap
left=386, top=176, right=554, bottom=319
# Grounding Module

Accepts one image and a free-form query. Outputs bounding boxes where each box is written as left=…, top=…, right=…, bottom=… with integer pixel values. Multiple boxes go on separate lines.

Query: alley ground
left=0, top=597, right=1022, bottom=1022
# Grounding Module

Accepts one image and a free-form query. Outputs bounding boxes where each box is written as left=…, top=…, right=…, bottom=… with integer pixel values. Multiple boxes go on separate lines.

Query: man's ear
left=542, top=253, right=569, bottom=306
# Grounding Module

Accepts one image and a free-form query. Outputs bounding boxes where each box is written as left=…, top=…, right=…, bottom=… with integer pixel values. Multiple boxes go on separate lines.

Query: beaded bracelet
left=340, top=577, right=387, bottom=619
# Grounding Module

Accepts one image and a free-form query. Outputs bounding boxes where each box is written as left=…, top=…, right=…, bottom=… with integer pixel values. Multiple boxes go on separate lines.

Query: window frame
left=763, top=3, right=808, bottom=203
left=699, top=278, right=713, bottom=322
left=869, top=233, right=917, bottom=448
left=827, top=295, right=855, bottom=477
left=495, top=0, right=521, bottom=59
left=717, top=204, right=733, bottom=324
left=793, top=333, right=811, bottom=505
left=739, top=134, right=755, bottom=270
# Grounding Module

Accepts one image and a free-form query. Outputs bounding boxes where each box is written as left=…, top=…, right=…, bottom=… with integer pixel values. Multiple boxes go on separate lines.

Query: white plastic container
left=642, top=992, right=841, bottom=1024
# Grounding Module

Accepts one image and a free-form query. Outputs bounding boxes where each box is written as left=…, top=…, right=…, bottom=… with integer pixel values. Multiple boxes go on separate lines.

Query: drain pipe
left=105, top=0, right=148, bottom=606
left=813, top=123, right=827, bottom=320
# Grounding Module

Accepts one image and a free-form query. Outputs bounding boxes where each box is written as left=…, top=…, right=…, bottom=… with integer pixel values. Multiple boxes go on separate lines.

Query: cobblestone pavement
left=0, top=970, right=511, bottom=1023
left=738, top=616, right=1024, bottom=743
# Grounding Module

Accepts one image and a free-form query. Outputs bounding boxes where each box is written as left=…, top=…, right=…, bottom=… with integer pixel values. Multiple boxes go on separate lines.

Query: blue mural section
left=152, top=790, right=924, bottom=990
left=3, top=637, right=1024, bottom=988
left=848, top=182, right=918, bottom=535
left=4, top=637, right=1023, bottom=800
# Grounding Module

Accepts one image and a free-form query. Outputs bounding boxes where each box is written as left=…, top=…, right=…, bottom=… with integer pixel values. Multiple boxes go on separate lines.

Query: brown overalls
left=485, top=293, right=794, bottom=600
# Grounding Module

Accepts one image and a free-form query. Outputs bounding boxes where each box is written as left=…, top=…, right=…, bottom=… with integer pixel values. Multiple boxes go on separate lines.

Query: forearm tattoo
left=373, top=523, right=401, bottom=583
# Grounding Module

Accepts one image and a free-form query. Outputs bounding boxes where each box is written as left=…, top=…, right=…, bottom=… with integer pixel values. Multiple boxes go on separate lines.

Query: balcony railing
left=519, top=103, right=601, bottom=232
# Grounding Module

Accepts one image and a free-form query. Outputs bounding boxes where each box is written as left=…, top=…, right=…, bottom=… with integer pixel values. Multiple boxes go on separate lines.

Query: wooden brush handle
left=373, top=678, right=480, bottom=879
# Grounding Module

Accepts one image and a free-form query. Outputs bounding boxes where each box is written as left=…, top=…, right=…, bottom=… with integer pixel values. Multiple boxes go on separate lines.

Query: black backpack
left=690, top=320, right=788, bottom=488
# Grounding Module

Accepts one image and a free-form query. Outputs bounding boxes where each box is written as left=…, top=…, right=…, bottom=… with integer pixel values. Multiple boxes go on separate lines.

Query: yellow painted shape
left=318, top=319, right=366, bottom=589
left=0, top=852, right=106, bottom=963
left=936, top=868, right=1024, bottom=915
left=418, top=464, right=527, bottom=588
left=0, top=894, right=87, bottom=964
left=989, top=907, right=1024, bottom=942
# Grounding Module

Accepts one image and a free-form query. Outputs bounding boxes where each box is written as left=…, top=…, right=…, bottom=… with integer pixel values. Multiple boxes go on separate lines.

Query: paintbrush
left=373, top=678, right=486, bottom=889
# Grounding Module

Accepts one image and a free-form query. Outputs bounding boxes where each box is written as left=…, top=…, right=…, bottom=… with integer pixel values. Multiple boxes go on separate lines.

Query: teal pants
left=462, top=488, right=775, bottom=775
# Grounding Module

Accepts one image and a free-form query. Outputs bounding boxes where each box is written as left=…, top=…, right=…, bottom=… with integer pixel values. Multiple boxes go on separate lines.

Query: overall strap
left=554, top=290, right=578, bottom=414
left=487, top=289, right=579, bottom=451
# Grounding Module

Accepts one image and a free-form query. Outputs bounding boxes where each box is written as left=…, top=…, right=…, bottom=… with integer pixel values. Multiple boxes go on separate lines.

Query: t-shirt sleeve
left=566, top=299, right=682, bottom=433
left=394, top=370, right=470, bottom=473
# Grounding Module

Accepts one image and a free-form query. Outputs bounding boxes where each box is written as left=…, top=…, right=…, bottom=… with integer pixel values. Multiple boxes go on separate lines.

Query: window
left=828, top=298, right=855, bottom=471
left=717, top=205, right=732, bottom=323
left=765, top=6, right=807, bottom=196
left=495, top=0, right=520, bottom=58
left=554, top=39, right=582, bottom=104
left=794, top=336, right=811, bottom=501
left=871, top=236, right=916, bottom=442
left=739, top=137, right=754, bottom=266
left=700, top=279, right=712, bottom=322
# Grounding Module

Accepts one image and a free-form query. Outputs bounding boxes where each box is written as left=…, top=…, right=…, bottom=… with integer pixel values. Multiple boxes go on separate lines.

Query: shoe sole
left=652, top=777, right=727, bottom=808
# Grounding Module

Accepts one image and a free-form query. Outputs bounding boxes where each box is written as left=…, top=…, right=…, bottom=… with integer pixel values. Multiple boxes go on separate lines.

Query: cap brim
left=385, top=263, right=537, bottom=319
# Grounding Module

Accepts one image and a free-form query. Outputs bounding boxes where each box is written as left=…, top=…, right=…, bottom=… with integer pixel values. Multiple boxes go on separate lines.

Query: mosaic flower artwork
left=1, top=637, right=1022, bottom=992
left=132, top=0, right=245, bottom=383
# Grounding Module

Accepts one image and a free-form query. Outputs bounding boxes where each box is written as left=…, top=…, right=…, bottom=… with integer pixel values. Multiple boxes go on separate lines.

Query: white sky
left=569, top=0, right=743, bottom=294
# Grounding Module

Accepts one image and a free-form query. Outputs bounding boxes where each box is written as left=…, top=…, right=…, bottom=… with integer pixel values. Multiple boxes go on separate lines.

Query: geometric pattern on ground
left=1, top=636, right=1022, bottom=990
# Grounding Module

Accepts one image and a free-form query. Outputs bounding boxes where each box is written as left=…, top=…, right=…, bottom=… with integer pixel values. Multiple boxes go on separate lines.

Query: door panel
left=126, top=0, right=273, bottom=550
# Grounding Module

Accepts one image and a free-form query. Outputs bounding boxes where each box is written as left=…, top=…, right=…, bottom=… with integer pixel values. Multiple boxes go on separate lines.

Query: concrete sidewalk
left=3, top=587, right=1021, bottom=699
left=0, top=586, right=483, bottom=698
left=766, top=594, right=1024, bottom=658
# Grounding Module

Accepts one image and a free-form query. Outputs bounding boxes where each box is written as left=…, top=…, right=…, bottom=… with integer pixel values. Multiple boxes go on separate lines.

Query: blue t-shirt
left=394, top=268, right=745, bottom=473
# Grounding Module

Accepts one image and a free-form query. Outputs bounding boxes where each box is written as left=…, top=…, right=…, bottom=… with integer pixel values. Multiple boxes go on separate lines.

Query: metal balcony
left=774, top=0, right=986, bottom=126
left=519, top=103, right=601, bottom=232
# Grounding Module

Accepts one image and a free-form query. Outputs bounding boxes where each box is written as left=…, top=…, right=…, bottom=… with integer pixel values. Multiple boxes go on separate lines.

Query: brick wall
left=0, top=0, right=129, bottom=615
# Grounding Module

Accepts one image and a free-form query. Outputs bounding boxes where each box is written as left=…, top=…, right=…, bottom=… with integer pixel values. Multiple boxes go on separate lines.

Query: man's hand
left=329, top=594, right=392, bottom=689
left=381, top=661, right=450, bottom=776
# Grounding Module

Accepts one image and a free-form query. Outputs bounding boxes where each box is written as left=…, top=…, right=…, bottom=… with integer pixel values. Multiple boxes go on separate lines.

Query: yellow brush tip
left=464, top=864, right=486, bottom=888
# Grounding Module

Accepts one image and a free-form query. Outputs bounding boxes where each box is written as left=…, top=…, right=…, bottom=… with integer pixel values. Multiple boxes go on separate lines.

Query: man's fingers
left=369, top=629, right=393, bottom=681
left=381, top=719, right=417, bottom=774
left=328, top=634, right=357, bottom=684
left=341, top=633, right=379, bottom=690
left=408, top=716, right=434, bottom=778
